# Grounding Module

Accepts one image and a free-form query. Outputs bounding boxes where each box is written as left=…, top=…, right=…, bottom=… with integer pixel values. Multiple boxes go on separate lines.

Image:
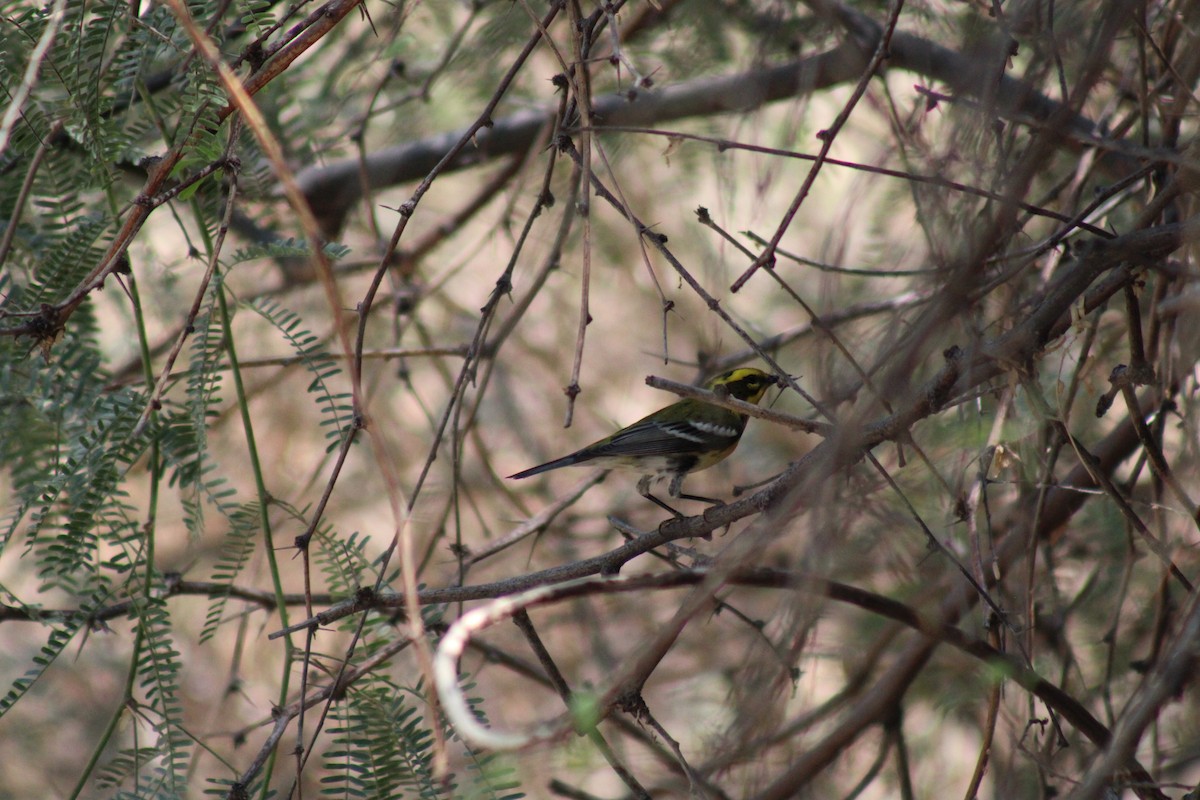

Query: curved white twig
left=434, top=575, right=620, bottom=750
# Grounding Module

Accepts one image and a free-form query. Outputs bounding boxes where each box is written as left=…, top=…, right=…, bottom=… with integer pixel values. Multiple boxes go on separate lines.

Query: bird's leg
left=678, top=491, right=724, bottom=505
left=646, top=493, right=687, bottom=518
left=667, top=474, right=715, bottom=540
left=670, top=473, right=724, bottom=508
left=667, top=475, right=731, bottom=537
left=639, top=474, right=684, bottom=519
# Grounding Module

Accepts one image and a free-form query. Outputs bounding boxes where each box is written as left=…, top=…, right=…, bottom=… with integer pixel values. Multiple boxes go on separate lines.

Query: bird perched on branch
left=508, top=367, right=780, bottom=515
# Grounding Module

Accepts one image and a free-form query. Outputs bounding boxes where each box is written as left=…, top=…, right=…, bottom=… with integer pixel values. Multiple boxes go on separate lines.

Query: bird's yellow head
left=704, top=368, right=779, bottom=405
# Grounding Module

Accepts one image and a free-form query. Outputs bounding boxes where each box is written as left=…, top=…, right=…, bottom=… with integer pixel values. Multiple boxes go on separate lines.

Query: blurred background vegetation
left=2, top=0, right=1199, bottom=797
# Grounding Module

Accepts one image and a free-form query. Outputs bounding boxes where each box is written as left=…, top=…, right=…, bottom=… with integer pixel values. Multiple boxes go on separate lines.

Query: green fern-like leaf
left=0, top=239, right=139, bottom=564
left=0, top=623, right=79, bottom=717
left=169, top=61, right=230, bottom=203
left=9, top=213, right=110, bottom=308
left=463, top=752, right=525, bottom=800
left=2, top=370, right=145, bottom=611
left=0, top=587, right=107, bottom=718
left=246, top=297, right=354, bottom=451
left=239, top=0, right=279, bottom=38
left=199, top=501, right=261, bottom=643
left=229, top=237, right=351, bottom=265
left=323, top=677, right=455, bottom=800
left=162, top=284, right=229, bottom=541
left=313, top=529, right=377, bottom=602
left=455, top=679, right=525, bottom=800
left=63, top=2, right=144, bottom=176
left=18, top=390, right=147, bottom=593
left=133, top=596, right=193, bottom=796
left=107, top=5, right=181, bottom=105
left=95, top=747, right=164, bottom=789
left=201, top=776, right=261, bottom=798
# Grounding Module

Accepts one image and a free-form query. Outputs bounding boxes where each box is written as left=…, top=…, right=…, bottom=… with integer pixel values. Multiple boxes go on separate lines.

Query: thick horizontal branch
left=0, top=578, right=329, bottom=628
left=294, top=42, right=862, bottom=234
left=294, top=24, right=1136, bottom=236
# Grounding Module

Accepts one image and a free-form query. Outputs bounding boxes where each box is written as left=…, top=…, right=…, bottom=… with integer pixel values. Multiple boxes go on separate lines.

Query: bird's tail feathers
left=507, top=453, right=588, bottom=480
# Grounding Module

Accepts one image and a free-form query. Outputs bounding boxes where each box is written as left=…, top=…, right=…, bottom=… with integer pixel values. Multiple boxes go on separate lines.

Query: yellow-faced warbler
left=508, top=367, right=780, bottom=514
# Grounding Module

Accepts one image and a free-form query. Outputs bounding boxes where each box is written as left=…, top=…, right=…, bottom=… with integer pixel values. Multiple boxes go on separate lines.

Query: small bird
left=508, top=367, right=780, bottom=514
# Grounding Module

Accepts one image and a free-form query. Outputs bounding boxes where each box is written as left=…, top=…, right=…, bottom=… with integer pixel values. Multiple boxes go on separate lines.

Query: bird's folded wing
left=590, top=418, right=743, bottom=458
